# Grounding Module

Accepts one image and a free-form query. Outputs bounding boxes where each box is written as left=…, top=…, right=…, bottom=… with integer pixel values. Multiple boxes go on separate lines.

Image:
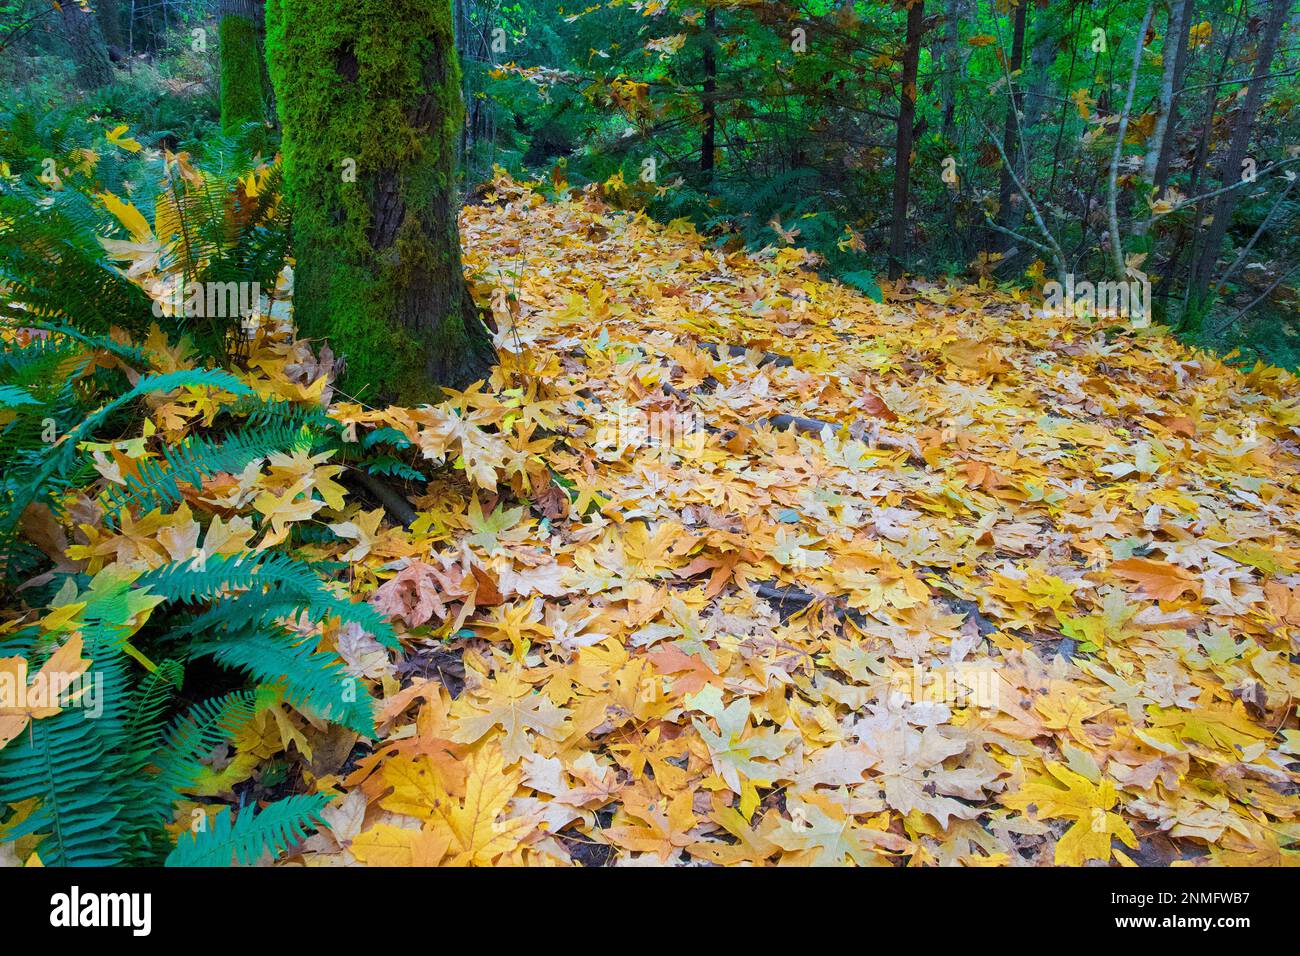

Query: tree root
left=345, top=467, right=419, bottom=528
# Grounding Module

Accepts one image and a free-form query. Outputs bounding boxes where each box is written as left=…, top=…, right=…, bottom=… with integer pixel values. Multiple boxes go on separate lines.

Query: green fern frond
left=8, top=319, right=151, bottom=370
left=140, top=551, right=396, bottom=648
left=230, top=395, right=334, bottom=432
left=190, top=629, right=373, bottom=734
left=112, top=684, right=258, bottom=865
left=102, top=418, right=314, bottom=524
left=171, top=590, right=334, bottom=640
left=0, top=652, right=130, bottom=866
left=165, top=793, right=332, bottom=867
left=0, top=184, right=154, bottom=337
left=151, top=691, right=258, bottom=799
left=115, top=660, right=185, bottom=862
left=122, top=659, right=186, bottom=767
left=0, top=369, right=254, bottom=574
left=362, top=456, right=427, bottom=482
left=0, top=385, right=42, bottom=408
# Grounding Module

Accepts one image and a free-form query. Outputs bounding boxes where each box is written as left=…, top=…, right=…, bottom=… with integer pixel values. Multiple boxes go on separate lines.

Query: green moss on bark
left=219, top=15, right=265, bottom=138
left=265, top=0, right=493, bottom=404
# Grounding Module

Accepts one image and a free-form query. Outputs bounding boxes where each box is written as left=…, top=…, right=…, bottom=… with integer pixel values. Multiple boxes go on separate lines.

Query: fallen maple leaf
left=0, top=635, right=92, bottom=750
left=1109, top=557, right=1202, bottom=602
left=1002, top=762, right=1138, bottom=865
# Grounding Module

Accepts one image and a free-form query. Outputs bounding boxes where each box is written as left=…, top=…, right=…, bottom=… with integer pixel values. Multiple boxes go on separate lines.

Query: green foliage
left=0, top=643, right=132, bottom=865
left=101, top=413, right=316, bottom=524
left=166, top=793, right=333, bottom=867
left=0, top=337, right=378, bottom=866
left=0, top=607, right=326, bottom=867
left=0, top=366, right=251, bottom=575
left=466, top=0, right=1297, bottom=361
left=0, top=110, right=289, bottom=361
left=0, top=176, right=155, bottom=336
left=191, top=628, right=373, bottom=734
left=218, top=14, right=266, bottom=140
left=145, top=549, right=397, bottom=652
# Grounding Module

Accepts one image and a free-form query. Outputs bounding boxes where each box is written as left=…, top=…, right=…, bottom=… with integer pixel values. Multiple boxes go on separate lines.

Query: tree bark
left=59, top=3, right=114, bottom=89
left=219, top=0, right=266, bottom=137
left=993, top=0, right=1028, bottom=249
left=700, top=5, right=717, bottom=175
left=1142, top=0, right=1192, bottom=189
left=937, top=0, right=963, bottom=140
left=1153, top=0, right=1194, bottom=193
left=1106, top=0, right=1155, bottom=279
left=888, top=0, right=924, bottom=281
left=1023, top=14, right=1054, bottom=131
left=96, top=0, right=124, bottom=54
left=1188, top=0, right=1289, bottom=303
left=266, top=0, right=494, bottom=403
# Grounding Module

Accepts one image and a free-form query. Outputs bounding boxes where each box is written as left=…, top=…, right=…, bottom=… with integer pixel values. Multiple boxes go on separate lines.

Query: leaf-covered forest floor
left=67, top=174, right=1300, bottom=866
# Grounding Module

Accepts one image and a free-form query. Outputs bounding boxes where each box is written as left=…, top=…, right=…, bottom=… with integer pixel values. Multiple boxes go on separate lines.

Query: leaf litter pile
left=26, top=173, right=1300, bottom=866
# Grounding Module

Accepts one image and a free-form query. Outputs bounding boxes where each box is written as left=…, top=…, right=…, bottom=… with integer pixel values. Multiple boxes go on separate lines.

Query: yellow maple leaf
left=350, top=824, right=452, bottom=866
left=474, top=598, right=552, bottom=659
left=1003, top=762, right=1137, bottom=865
left=105, top=124, right=143, bottom=153
left=98, top=190, right=153, bottom=243
left=430, top=747, right=533, bottom=865
left=1070, top=87, right=1094, bottom=120
left=0, top=635, right=92, bottom=750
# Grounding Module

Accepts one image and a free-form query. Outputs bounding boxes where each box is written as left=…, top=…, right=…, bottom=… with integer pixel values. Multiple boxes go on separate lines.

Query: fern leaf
left=151, top=691, right=259, bottom=799
left=190, top=629, right=374, bottom=735
left=140, top=551, right=396, bottom=649
left=0, top=653, right=130, bottom=866
left=165, top=794, right=332, bottom=867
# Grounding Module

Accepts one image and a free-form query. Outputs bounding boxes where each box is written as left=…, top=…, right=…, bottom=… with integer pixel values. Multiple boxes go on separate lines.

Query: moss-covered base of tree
left=267, top=0, right=492, bottom=405
left=218, top=15, right=265, bottom=138
left=295, top=263, right=493, bottom=406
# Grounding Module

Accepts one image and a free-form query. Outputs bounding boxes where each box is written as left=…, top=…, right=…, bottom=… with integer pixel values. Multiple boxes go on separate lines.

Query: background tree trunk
left=1188, top=0, right=1289, bottom=304
left=1142, top=0, right=1191, bottom=190
left=1153, top=0, right=1194, bottom=195
left=1107, top=0, right=1155, bottom=277
left=888, top=0, right=924, bottom=280
left=700, top=5, right=717, bottom=176
left=1023, top=15, right=1054, bottom=131
left=936, top=0, right=962, bottom=141
left=59, top=3, right=114, bottom=89
left=266, top=0, right=493, bottom=403
left=95, top=0, right=125, bottom=55
left=219, top=0, right=266, bottom=137
left=993, top=0, right=1027, bottom=249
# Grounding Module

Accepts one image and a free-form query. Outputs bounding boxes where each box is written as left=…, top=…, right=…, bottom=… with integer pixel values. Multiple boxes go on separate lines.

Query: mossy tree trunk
left=95, top=0, right=125, bottom=56
left=219, top=0, right=266, bottom=137
left=59, top=3, right=114, bottom=89
left=265, top=0, right=494, bottom=404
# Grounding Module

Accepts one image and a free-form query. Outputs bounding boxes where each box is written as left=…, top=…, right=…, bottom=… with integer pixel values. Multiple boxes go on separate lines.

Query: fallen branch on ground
left=697, top=342, right=794, bottom=368
left=345, top=467, right=419, bottom=528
